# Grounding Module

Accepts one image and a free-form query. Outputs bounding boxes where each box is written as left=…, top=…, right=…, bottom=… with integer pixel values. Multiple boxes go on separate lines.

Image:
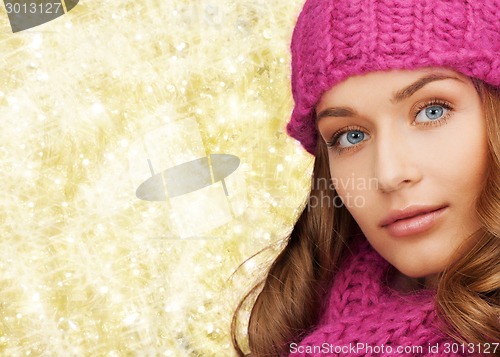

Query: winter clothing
left=287, top=0, right=500, bottom=155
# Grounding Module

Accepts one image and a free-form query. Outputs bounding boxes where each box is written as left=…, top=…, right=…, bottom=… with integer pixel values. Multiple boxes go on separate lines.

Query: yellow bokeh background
left=0, top=0, right=313, bottom=355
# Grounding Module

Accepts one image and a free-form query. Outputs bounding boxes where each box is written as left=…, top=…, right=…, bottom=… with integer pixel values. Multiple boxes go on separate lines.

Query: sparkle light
left=0, top=0, right=310, bottom=355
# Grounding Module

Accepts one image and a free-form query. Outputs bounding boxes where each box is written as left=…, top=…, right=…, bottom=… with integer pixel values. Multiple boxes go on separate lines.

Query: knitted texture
left=287, top=0, right=500, bottom=155
left=288, top=239, right=475, bottom=357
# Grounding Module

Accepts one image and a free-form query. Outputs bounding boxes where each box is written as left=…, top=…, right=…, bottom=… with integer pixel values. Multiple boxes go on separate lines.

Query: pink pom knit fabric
left=288, top=239, right=477, bottom=357
left=287, top=0, right=500, bottom=155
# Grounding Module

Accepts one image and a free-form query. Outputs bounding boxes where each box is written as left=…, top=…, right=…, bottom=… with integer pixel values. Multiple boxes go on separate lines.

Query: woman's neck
left=387, top=269, right=439, bottom=293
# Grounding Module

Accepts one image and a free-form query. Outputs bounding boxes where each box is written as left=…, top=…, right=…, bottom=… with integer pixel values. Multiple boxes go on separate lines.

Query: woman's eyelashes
left=326, top=125, right=369, bottom=153
left=413, top=99, right=453, bottom=126
left=325, top=99, right=454, bottom=153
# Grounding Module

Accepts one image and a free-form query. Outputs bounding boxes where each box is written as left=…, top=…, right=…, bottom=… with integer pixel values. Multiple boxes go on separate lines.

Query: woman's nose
left=373, top=127, right=422, bottom=193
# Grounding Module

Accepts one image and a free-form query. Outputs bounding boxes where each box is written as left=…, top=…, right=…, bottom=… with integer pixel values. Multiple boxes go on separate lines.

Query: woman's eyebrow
left=316, top=74, right=464, bottom=121
left=316, top=107, right=356, bottom=121
left=391, top=74, right=464, bottom=104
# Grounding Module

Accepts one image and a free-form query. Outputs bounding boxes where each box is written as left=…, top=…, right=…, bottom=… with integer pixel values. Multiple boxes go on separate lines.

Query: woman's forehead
left=317, top=68, right=470, bottom=106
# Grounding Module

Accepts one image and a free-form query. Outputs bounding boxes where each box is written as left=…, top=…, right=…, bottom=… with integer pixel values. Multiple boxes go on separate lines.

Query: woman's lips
left=380, top=205, right=448, bottom=238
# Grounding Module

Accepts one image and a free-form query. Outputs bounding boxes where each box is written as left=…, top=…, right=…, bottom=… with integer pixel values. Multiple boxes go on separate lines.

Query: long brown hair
left=437, top=81, right=500, bottom=344
left=232, top=81, right=500, bottom=356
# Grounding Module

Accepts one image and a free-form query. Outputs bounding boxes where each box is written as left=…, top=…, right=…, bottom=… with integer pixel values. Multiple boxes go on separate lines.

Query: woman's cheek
left=336, top=186, right=361, bottom=214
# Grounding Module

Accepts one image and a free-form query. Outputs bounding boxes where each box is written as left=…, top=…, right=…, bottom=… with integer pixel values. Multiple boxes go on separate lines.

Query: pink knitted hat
left=287, top=0, right=500, bottom=155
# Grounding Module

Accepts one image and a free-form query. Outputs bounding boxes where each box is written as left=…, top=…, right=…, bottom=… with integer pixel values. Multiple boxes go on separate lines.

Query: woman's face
left=316, top=68, right=488, bottom=278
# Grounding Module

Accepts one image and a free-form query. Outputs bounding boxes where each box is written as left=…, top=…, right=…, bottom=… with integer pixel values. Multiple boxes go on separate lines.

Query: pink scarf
left=288, top=239, right=479, bottom=356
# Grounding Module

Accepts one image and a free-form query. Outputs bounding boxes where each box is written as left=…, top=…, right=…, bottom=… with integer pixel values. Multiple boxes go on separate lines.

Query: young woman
left=232, top=0, right=499, bottom=356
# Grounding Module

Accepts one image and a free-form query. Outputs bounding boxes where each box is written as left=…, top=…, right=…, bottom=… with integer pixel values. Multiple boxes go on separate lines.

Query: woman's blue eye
left=338, top=130, right=367, bottom=147
left=415, top=105, right=449, bottom=122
